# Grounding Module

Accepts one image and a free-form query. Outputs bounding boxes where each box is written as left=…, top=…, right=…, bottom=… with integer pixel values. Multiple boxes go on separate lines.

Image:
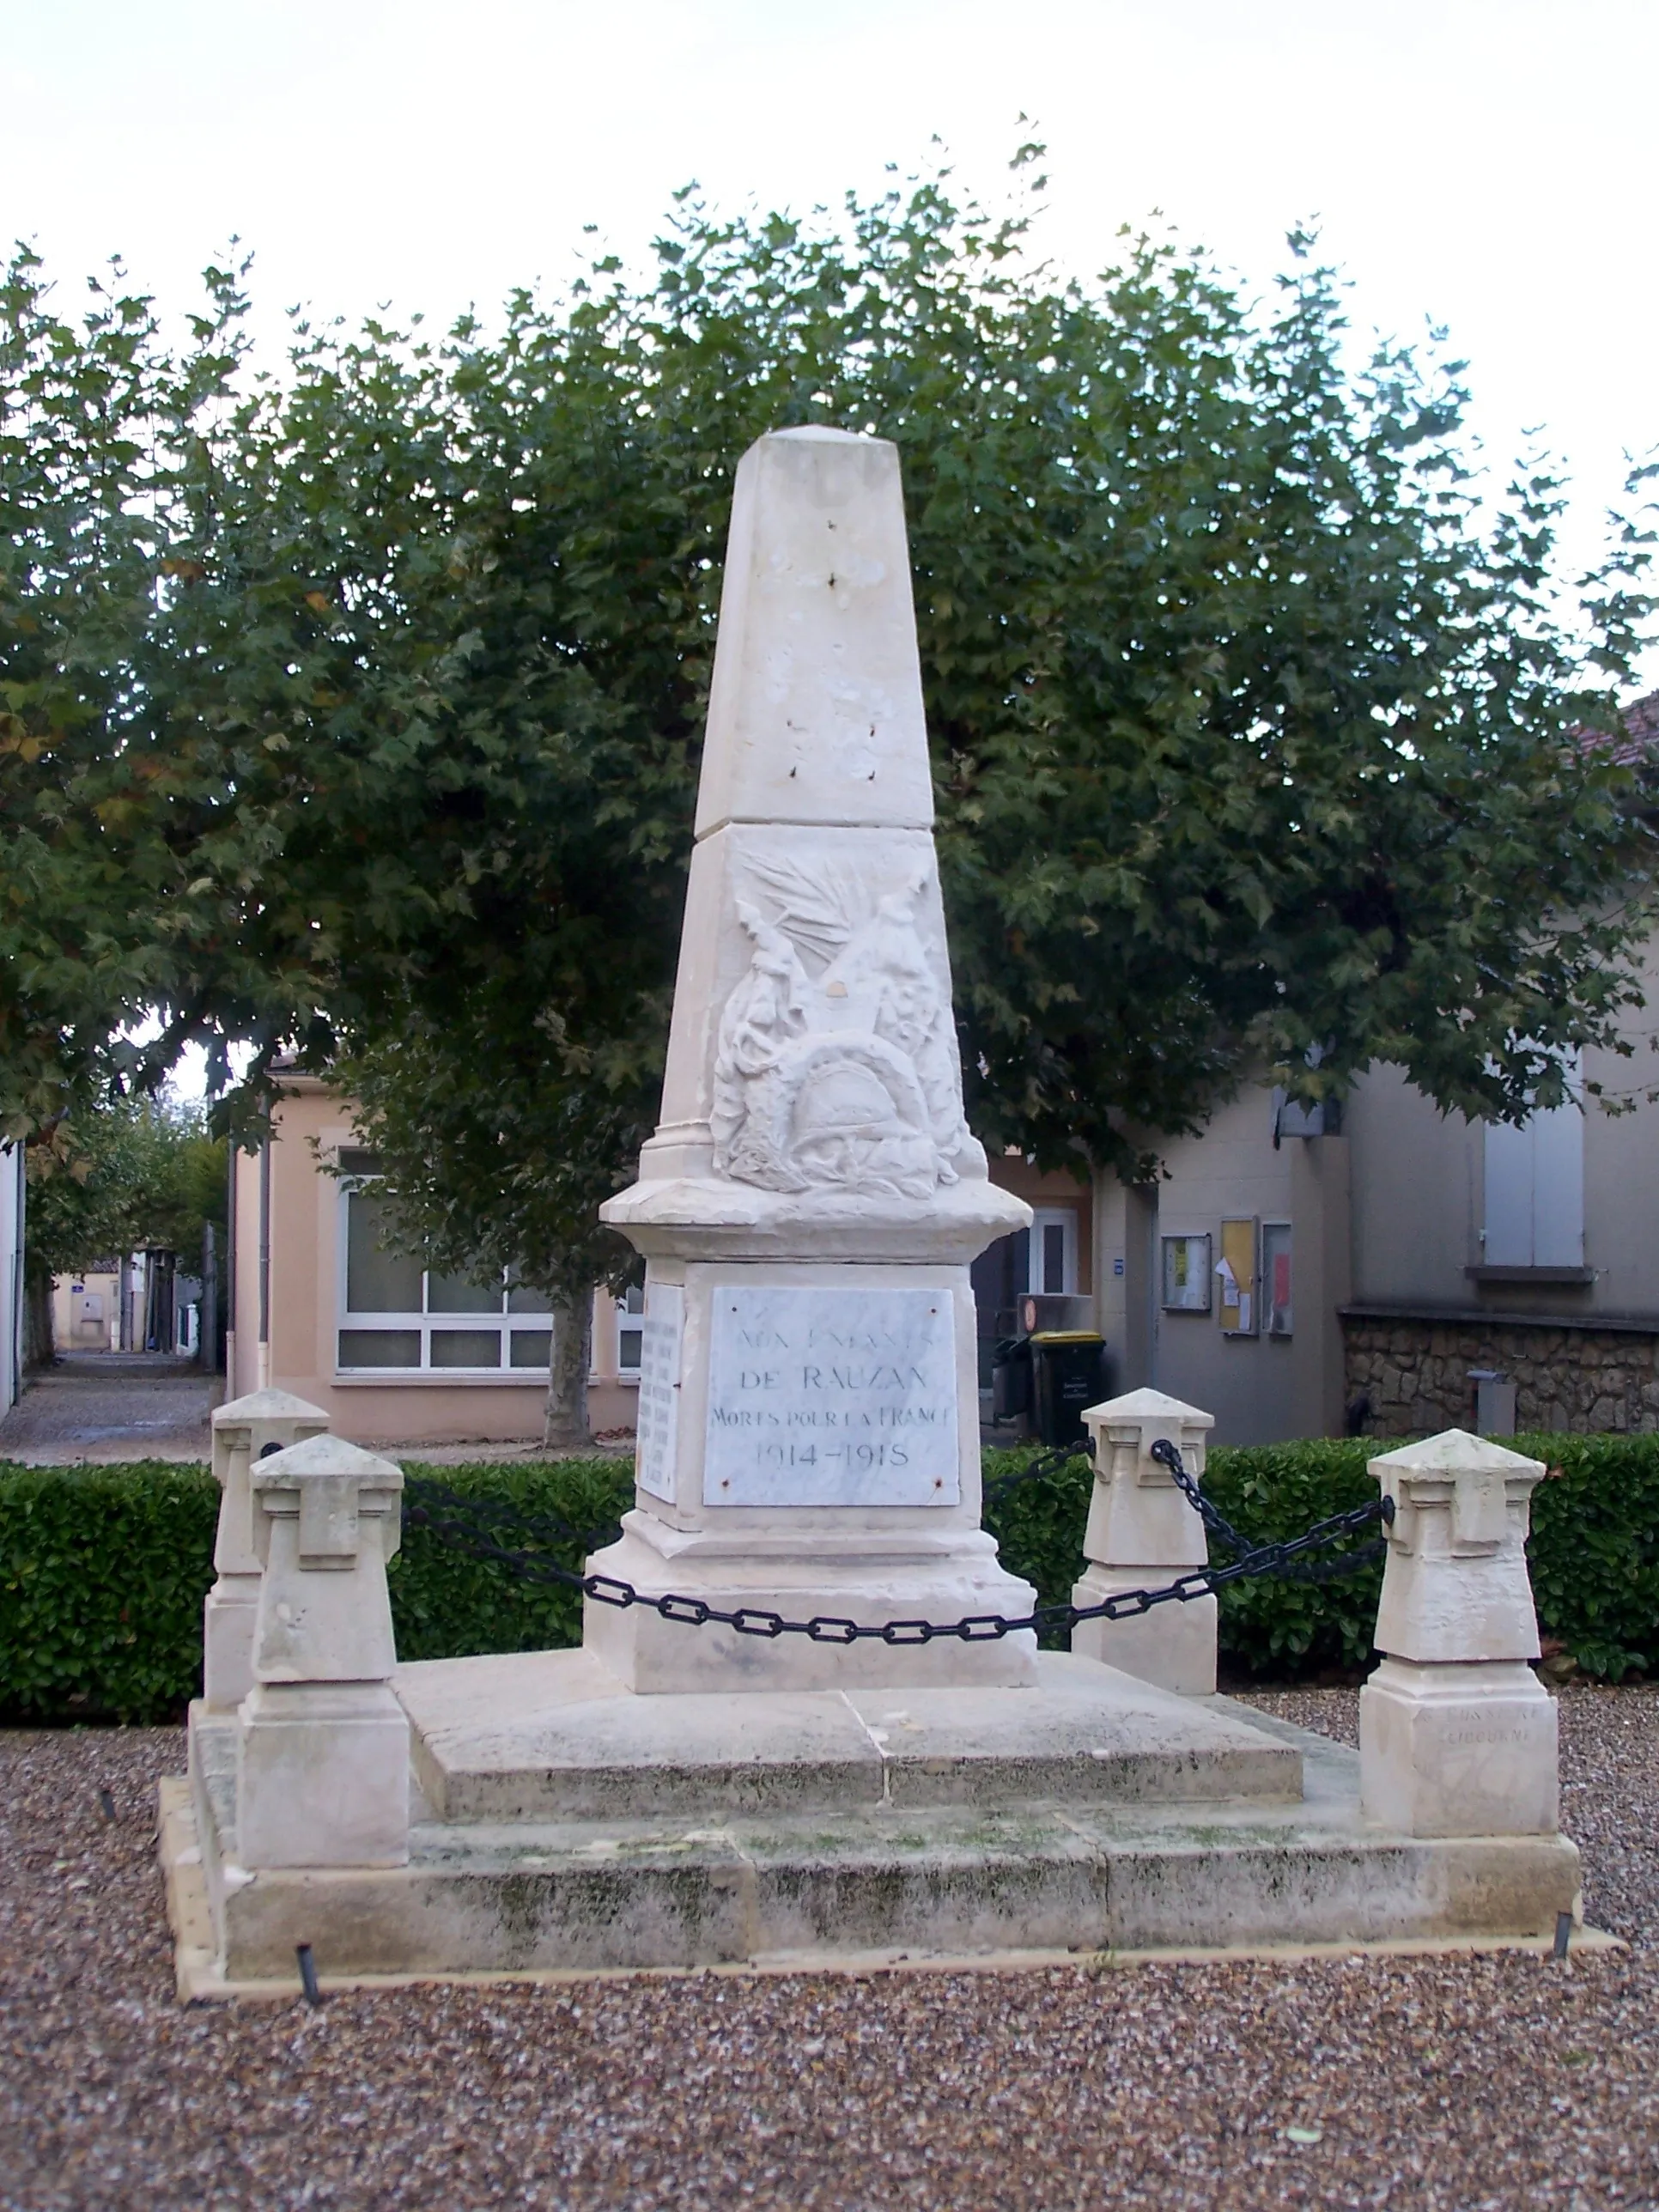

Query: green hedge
left=0, top=1456, right=635, bottom=1724
left=988, top=1434, right=1659, bottom=1680
left=0, top=1461, right=220, bottom=1724
left=982, top=1440, right=1387, bottom=1671
left=3, top=1434, right=1656, bottom=1722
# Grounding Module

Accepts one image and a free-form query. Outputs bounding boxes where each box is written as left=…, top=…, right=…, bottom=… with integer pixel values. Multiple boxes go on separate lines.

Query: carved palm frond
left=738, top=854, right=870, bottom=972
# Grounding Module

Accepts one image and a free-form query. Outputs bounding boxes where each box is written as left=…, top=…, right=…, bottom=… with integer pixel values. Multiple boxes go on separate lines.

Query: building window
left=337, top=1179, right=552, bottom=1372
left=617, top=1285, right=644, bottom=1372
left=1483, top=1056, right=1584, bottom=1267
left=1262, top=1222, right=1293, bottom=1336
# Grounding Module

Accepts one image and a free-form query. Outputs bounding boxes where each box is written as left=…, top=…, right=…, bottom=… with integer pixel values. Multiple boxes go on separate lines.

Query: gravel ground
left=3, top=1688, right=1658, bottom=2209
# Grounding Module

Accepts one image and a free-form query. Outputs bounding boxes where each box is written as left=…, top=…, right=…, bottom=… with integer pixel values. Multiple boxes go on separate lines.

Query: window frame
left=614, top=1282, right=645, bottom=1376
left=334, top=1173, right=553, bottom=1378
left=1481, top=1051, right=1585, bottom=1271
left=1028, top=1207, right=1079, bottom=1298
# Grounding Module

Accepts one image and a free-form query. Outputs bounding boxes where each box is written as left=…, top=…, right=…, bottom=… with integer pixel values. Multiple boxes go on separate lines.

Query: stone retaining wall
left=1342, top=1315, right=1659, bottom=1438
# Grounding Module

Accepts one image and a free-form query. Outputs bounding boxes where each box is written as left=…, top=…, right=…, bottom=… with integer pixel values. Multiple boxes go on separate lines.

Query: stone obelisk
left=594, top=426, right=1036, bottom=1691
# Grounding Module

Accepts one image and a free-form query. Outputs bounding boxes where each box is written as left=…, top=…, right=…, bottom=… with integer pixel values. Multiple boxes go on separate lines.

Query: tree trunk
left=23, top=1257, right=54, bottom=1372
left=542, top=1289, right=592, bottom=1451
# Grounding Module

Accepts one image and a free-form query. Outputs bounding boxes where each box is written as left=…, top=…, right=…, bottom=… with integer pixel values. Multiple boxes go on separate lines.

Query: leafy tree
left=22, top=1094, right=226, bottom=1363
left=3, top=155, right=1656, bottom=1434
left=0, top=250, right=328, bottom=1138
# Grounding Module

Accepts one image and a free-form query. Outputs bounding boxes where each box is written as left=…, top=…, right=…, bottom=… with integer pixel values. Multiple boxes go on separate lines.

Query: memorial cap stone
left=695, top=427, right=934, bottom=837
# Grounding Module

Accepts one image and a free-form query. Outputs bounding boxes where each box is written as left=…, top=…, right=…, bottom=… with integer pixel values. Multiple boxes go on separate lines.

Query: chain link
left=402, top=1443, right=1391, bottom=1646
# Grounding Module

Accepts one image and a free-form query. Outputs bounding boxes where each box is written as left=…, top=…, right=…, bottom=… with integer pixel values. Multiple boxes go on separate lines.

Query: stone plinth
left=1069, top=1389, right=1218, bottom=1693
left=236, top=1433, right=409, bottom=1870
left=596, top=428, right=1033, bottom=1688
left=397, top=1647, right=1302, bottom=1820
left=1359, top=1430, right=1557, bottom=1838
left=203, top=1389, right=329, bottom=1711
left=173, top=1659, right=1583, bottom=1990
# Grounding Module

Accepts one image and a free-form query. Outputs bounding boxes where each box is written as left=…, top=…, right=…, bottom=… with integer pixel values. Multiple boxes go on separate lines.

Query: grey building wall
left=1076, top=937, right=1659, bottom=1448
left=1340, top=954, right=1659, bottom=1437
left=1094, top=1090, right=1349, bottom=1447
left=1348, top=933, right=1659, bottom=1327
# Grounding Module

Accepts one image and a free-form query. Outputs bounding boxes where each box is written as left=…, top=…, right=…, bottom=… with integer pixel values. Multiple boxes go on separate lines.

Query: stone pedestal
left=203, top=1389, right=330, bottom=1711
left=1359, top=1430, right=1557, bottom=1838
left=595, top=427, right=1034, bottom=1689
left=236, top=1433, right=408, bottom=1869
left=1069, top=1389, right=1218, bottom=1694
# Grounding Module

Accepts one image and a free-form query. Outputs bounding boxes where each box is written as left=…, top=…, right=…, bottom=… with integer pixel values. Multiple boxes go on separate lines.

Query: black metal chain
left=1147, top=1436, right=1255, bottom=1554
left=402, top=1444, right=1391, bottom=1647
left=403, top=1478, right=623, bottom=1561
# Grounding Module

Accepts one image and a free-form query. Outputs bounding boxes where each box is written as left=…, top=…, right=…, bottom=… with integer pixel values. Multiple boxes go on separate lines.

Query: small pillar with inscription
left=1069, top=1389, right=1218, bottom=1694
left=1359, top=1429, right=1558, bottom=1838
left=596, top=427, right=1036, bottom=1692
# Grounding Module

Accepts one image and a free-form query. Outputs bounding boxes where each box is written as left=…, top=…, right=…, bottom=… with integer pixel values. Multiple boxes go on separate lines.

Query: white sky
left=7, top=0, right=1656, bottom=610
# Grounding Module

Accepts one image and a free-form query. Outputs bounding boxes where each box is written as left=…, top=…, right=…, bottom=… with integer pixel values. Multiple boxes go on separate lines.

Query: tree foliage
left=25, top=1095, right=226, bottom=1277
left=3, top=155, right=1655, bottom=1300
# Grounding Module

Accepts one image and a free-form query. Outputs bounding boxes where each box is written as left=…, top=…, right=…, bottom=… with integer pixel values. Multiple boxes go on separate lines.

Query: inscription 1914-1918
left=704, top=1285, right=960, bottom=1508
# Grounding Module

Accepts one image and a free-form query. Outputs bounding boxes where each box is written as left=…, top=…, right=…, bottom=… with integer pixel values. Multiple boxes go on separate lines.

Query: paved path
left=0, top=1352, right=217, bottom=1464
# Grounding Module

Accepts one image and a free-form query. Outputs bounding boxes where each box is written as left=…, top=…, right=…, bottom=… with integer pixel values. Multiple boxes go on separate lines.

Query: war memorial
left=161, top=427, right=1584, bottom=1994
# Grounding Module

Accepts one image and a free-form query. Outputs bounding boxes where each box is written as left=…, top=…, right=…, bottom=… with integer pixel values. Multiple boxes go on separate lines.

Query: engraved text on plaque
left=704, top=1285, right=959, bottom=1508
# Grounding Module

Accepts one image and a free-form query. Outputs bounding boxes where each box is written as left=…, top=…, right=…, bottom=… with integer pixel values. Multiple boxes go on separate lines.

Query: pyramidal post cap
left=1085, top=1388, right=1218, bottom=1431
left=1368, top=1429, right=1547, bottom=1480
left=214, top=1387, right=330, bottom=1429
left=250, top=1432, right=404, bottom=1491
left=694, top=426, right=934, bottom=838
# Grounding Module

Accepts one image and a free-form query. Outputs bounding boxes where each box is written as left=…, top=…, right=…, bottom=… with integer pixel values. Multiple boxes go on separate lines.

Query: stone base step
left=393, top=1648, right=1303, bottom=1820
left=179, top=1698, right=1580, bottom=1984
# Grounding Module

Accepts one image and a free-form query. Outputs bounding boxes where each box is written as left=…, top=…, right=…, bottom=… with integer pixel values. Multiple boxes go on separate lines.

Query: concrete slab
left=181, top=1760, right=1582, bottom=1984
left=840, top=1660, right=1298, bottom=1808
left=394, top=1649, right=1303, bottom=1821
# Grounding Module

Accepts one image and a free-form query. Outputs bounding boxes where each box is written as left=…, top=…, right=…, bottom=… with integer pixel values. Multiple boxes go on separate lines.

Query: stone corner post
left=1359, top=1428, right=1556, bottom=1838
left=204, top=1389, right=330, bottom=1711
left=1069, top=1388, right=1218, bottom=1695
left=236, top=1434, right=409, bottom=1870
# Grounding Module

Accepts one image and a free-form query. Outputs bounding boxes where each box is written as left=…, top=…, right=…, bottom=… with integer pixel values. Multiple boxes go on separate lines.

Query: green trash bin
left=1030, top=1331, right=1105, bottom=1448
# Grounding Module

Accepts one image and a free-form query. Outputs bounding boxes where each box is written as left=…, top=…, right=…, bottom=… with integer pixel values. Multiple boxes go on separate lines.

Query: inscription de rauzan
left=704, top=1285, right=960, bottom=1509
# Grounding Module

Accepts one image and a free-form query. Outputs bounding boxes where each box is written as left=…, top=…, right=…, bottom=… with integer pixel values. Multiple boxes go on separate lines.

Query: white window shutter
left=1482, top=1052, right=1583, bottom=1267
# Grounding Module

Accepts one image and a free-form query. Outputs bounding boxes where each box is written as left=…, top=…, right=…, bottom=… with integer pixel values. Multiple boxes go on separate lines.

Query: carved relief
left=710, top=852, right=984, bottom=1199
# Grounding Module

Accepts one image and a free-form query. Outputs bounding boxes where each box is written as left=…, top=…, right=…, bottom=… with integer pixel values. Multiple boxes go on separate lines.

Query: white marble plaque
left=704, top=1285, right=959, bottom=1507
left=634, top=1283, right=684, bottom=1504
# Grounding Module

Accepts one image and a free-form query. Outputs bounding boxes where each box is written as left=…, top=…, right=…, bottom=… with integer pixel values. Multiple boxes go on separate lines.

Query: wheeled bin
left=1030, top=1330, right=1106, bottom=1447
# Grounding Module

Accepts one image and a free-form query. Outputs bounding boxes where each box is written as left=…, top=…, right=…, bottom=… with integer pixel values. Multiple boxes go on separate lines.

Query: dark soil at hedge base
left=3, top=1687, right=1657, bottom=2210
left=1, top=1433, right=1655, bottom=1723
